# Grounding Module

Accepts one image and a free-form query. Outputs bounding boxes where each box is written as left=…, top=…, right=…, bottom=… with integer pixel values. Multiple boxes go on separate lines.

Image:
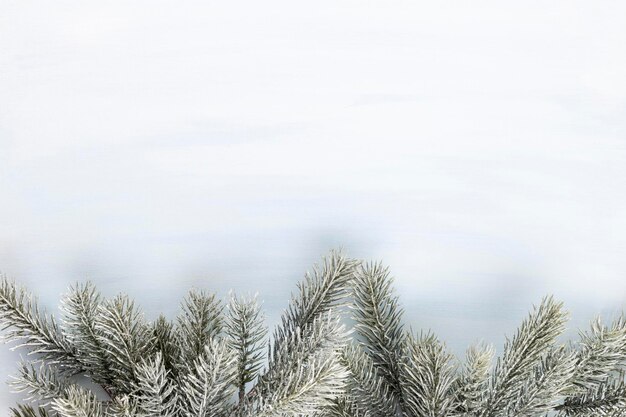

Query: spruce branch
left=94, top=294, right=153, bottom=393
left=319, top=397, right=369, bottom=417
left=60, top=282, right=112, bottom=386
left=556, top=374, right=626, bottom=416
left=256, top=312, right=350, bottom=416
left=150, top=315, right=181, bottom=377
left=9, top=405, right=52, bottom=417
left=51, top=385, right=103, bottom=417
left=572, top=316, right=626, bottom=389
left=506, top=346, right=578, bottom=416
left=341, top=343, right=398, bottom=417
left=132, top=352, right=178, bottom=417
left=276, top=250, right=358, bottom=344
left=351, top=262, right=406, bottom=406
left=225, top=293, right=267, bottom=402
left=454, top=343, right=494, bottom=414
left=401, top=332, right=457, bottom=417
left=10, top=362, right=70, bottom=405
left=0, top=277, right=78, bottom=372
left=177, top=289, right=223, bottom=368
left=179, top=338, right=237, bottom=417
left=482, top=296, right=568, bottom=416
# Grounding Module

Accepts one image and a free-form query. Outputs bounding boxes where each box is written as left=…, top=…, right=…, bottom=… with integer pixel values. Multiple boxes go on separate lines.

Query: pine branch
left=506, top=346, right=577, bottom=416
left=454, top=343, right=494, bottom=414
left=150, top=315, right=181, bottom=377
left=177, top=289, right=223, bottom=368
left=51, top=386, right=103, bottom=417
left=132, top=352, right=178, bottom=417
left=179, top=338, right=237, bottom=417
left=556, top=374, right=626, bottom=416
left=0, top=277, right=78, bottom=372
left=94, top=294, right=153, bottom=393
left=572, top=316, right=626, bottom=388
left=401, top=332, right=457, bottom=417
left=106, top=395, right=139, bottom=417
left=9, top=405, right=52, bottom=417
left=274, top=250, right=358, bottom=348
left=319, top=397, right=370, bottom=417
left=60, top=282, right=112, bottom=386
left=249, top=251, right=356, bottom=414
left=225, top=293, right=267, bottom=402
left=351, top=262, right=406, bottom=408
left=10, top=362, right=70, bottom=405
left=481, top=296, right=568, bottom=416
left=256, top=312, right=349, bottom=416
left=341, top=343, right=398, bottom=417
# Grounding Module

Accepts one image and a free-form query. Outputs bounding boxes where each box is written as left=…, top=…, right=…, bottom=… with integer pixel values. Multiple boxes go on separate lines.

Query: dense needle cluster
left=1, top=251, right=625, bottom=416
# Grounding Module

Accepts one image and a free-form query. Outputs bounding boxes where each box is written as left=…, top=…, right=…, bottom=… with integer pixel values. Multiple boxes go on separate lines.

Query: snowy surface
left=1, top=0, right=626, bottom=408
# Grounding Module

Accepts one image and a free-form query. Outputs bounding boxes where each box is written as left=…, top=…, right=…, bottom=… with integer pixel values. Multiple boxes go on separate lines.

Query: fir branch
left=351, top=262, right=406, bottom=408
left=0, top=277, right=78, bottom=372
left=132, top=352, right=178, bottom=417
left=179, top=338, right=237, bottom=417
left=401, top=332, right=457, bottom=417
left=572, top=316, right=626, bottom=388
left=9, top=405, right=52, bottom=417
left=177, top=289, right=223, bottom=367
left=506, top=346, right=577, bottom=416
left=341, top=343, right=398, bottom=417
left=256, top=312, right=350, bottom=416
left=94, top=294, right=153, bottom=392
left=319, top=397, right=370, bottom=417
left=106, top=395, right=139, bottom=417
left=150, top=315, right=181, bottom=377
left=481, top=296, right=568, bottom=416
left=250, top=251, right=356, bottom=414
left=274, top=250, right=358, bottom=347
left=10, top=362, right=70, bottom=405
left=225, top=293, right=267, bottom=402
left=557, top=374, right=626, bottom=416
left=51, top=386, right=103, bottom=417
left=454, top=343, right=494, bottom=415
left=60, top=282, right=111, bottom=386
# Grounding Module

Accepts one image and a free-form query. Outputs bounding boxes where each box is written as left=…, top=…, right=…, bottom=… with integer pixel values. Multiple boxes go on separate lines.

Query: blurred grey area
left=1, top=0, right=626, bottom=409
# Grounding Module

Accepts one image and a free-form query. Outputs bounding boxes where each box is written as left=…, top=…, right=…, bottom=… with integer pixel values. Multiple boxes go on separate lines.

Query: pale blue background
left=2, top=0, right=626, bottom=409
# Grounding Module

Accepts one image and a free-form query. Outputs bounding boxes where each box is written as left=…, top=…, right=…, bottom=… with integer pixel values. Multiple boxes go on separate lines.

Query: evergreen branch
left=506, top=346, right=578, bottom=416
left=342, top=343, right=398, bottom=417
left=557, top=374, right=626, bottom=416
left=179, top=338, right=237, bottom=417
left=225, top=293, right=267, bottom=402
left=319, top=397, right=370, bottom=417
left=60, top=282, right=112, bottom=386
left=94, top=294, right=153, bottom=392
left=351, top=262, right=406, bottom=407
left=177, top=289, right=223, bottom=367
left=256, top=312, right=349, bottom=416
left=0, top=277, right=78, bottom=372
left=454, top=343, right=494, bottom=414
left=150, top=315, right=181, bottom=377
left=572, top=316, right=626, bottom=388
left=273, top=250, right=358, bottom=351
left=132, top=352, right=178, bottom=417
left=9, top=405, right=52, bottom=417
left=10, top=362, right=70, bottom=405
left=106, top=395, right=139, bottom=417
left=401, top=332, right=457, bottom=417
left=482, top=296, right=568, bottom=416
left=51, top=386, right=103, bottom=417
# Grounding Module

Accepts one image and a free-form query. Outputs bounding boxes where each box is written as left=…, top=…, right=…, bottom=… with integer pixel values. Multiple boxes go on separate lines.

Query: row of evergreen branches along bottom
left=1, top=250, right=625, bottom=417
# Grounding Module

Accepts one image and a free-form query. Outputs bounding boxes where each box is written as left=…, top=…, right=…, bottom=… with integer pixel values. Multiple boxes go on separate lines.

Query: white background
left=1, top=0, right=626, bottom=408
